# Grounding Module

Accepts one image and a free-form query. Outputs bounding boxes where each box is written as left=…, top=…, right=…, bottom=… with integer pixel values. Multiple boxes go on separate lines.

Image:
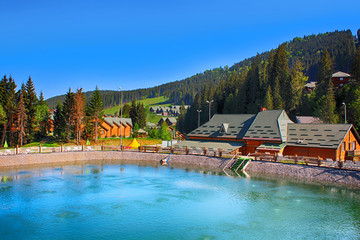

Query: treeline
left=0, top=76, right=51, bottom=147
left=46, top=29, right=359, bottom=109
left=177, top=43, right=360, bottom=134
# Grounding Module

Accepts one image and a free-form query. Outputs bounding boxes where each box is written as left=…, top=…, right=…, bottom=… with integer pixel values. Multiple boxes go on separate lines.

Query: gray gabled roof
left=104, top=117, right=133, bottom=127
left=332, top=71, right=351, bottom=78
left=187, top=114, right=255, bottom=139
left=175, top=140, right=244, bottom=151
left=244, top=110, right=293, bottom=141
left=286, top=123, right=353, bottom=149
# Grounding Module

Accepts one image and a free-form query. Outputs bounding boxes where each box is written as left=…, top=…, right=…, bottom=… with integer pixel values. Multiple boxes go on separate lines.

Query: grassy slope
left=103, top=96, right=173, bottom=124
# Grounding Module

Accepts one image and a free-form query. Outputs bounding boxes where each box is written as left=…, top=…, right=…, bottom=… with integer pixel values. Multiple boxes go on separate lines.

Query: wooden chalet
left=332, top=71, right=351, bottom=88
left=99, top=117, right=132, bottom=138
left=158, top=117, right=177, bottom=127
left=180, top=109, right=360, bottom=161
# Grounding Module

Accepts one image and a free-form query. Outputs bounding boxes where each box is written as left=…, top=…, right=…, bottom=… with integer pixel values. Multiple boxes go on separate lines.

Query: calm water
left=1, top=161, right=360, bottom=240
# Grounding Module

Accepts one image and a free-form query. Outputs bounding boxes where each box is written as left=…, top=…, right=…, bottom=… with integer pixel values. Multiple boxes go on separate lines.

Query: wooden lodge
left=332, top=71, right=351, bottom=88
left=99, top=117, right=133, bottom=138
left=179, top=109, right=360, bottom=161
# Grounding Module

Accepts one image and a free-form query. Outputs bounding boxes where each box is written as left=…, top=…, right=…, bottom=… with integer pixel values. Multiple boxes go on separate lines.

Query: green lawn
left=103, top=96, right=174, bottom=124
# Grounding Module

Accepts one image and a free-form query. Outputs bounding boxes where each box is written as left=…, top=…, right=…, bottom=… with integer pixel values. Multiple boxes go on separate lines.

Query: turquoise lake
left=0, top=160, right=360, bottom=240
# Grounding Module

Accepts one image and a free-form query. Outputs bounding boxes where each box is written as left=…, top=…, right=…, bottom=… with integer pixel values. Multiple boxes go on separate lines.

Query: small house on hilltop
left=332, top=71, right=351, bottom=88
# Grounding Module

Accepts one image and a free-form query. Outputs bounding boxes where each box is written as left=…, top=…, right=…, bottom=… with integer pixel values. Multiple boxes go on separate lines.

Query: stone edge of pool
left=1, top=151, right=360, bottom=188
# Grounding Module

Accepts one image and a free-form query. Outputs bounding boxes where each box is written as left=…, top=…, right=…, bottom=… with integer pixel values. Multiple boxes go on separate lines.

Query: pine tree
left=24, top=76, right=38, bottom=140
left=271, top=44, right=289, bottom=109
left=316, top=50, right=333, bottom=99
left=0, top=75, right=17, bottom=146
left=315, top=50, right=339, bottom=123
left=15, top=90, right=27, bottom=146
left=88, top=86, right=103, bottom=141
left=287, top=59, right=308, bottom=113
left=263, top=86, right=274, bottom=110
left=62, top=88, right=75, bottom=142
left=53, top=101, right=66, bottom=139
left=72, top=88, right=86, bottom=145
left=35, top=91, right=51, bottom=138
left=352, top=46, right=360, bottom=83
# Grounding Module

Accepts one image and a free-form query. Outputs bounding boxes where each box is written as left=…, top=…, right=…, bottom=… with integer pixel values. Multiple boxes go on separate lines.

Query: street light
left=206, top=100, right=214, bottom=121
left=119, top=87, right=123, bottom=150
left=342, top=102, right=346, bottom=124
left=197, top=109, right=202, bottom=127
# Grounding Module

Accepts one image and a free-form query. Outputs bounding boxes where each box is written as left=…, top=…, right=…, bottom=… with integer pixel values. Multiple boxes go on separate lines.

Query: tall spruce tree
left=315, top=50, right=339, bottom=123
left=62, top=88, right=75, bottom=142
left=53, top=101, right=66, bottom=139
left=24, top=76, right=38, bottom=140
left=15, top=90, right=27, bottom=146
left=35, top=91, right=51, bottom=138
left=72, top=88, right=86, bottom=145
left=263, top=86, right=274, bottom=110
left=0, top=76, right=17, bottom=146
left=88, top=86, right=103, bottom=141
left=352, top=46, right=360, bottom=83
left=287, top=59, right=308, bottom=114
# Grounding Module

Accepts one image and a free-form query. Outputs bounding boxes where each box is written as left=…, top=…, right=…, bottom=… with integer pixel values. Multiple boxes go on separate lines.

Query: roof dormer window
left=220, top=123, right=229, bottom=133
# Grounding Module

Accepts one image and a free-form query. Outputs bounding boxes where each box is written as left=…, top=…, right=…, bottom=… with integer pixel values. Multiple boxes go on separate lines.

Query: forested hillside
left=177, top=31, right=360, bottom=134
left=47, top=29, right=359, bottom=109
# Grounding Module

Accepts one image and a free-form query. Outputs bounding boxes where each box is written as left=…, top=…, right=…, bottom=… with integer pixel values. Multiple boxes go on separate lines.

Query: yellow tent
left=128, top=138, right=140, bottom=149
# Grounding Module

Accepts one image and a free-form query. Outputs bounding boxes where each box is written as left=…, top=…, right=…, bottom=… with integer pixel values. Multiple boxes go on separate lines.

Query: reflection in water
left=0, top=160, right=360, bottom=239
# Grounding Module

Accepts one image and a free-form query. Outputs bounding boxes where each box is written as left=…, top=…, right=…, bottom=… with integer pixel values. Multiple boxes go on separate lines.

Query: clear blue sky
left=0, top=0, right=359, bottom=99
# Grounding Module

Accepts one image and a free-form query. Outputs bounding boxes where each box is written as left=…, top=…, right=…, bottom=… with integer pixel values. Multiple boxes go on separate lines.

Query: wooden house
left=284, top=123, right=360, bottom=161
left=332, top=71, right=351, bottom=88
left=179, top=109, right=360, bottom=161
left=99, top=117, right=132, bottom=138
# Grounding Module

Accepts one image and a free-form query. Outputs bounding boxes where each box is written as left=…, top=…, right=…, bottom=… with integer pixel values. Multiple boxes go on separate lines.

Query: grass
left=103, top=96, right=175, bottom=124
left=20, top=137, right=162, bottom=148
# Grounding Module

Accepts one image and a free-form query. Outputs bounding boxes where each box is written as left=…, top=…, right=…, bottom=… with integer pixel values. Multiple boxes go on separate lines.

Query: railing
left=1, top=144, right=360, bottom=171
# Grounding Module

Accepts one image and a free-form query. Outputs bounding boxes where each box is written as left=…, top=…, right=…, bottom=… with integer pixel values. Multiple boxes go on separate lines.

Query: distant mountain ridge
left=46, top=29, right=358, bottom=109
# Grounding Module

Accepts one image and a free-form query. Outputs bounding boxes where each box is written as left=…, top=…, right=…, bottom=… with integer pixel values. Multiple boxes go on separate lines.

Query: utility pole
left=119, top=87, right=123, bottom=150
left=197, top=109, right=202, bottom=127
left=206, top=100, right=214, bottom=121
left=342, top=102, right=347, bottom=124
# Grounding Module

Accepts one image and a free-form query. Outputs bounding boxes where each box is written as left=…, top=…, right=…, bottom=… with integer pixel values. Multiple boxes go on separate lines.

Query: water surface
left=0, top=161, right=360, bottom=240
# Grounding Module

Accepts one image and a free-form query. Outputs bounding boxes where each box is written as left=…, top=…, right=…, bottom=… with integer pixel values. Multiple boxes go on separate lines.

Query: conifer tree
left=72, top=88, right=86, bottom=145
left=0, top=75, right=17, bottom=146
left=35, top=91, right=51, bottom=138
left=263, top=86, right=274, bottom=110
left=62, top=88, right=75, bottom=142
left=287, top=59, right=308, bottom=113
left=315, top=50, right=339, bottom=123
left=53, top=101, right=66, bottom=139
left=88, top=86, right=103, bottom=141
left=24, top=76, right=38, bottom=140
left=15, top=90, right=27, bottom=146
left=316, top=50, right=333, bottom=99
left=352, top=46, right=360, bottom=83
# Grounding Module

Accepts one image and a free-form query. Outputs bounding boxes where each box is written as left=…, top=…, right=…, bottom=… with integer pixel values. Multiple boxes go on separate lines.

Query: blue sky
left=0, top=0, right=359, bottom=99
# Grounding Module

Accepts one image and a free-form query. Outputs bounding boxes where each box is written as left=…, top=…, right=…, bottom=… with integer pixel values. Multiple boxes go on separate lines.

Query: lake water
left=1, top=160, right=360, bottom=240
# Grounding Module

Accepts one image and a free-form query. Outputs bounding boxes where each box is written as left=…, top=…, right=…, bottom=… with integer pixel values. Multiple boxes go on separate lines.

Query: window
left=340, top=84, right=343, bottom=87
left=351, top=141, right=356, bottom=150
left=340, top=77, right=343, bottom=81
left=342, top=142, right=346, bottom=151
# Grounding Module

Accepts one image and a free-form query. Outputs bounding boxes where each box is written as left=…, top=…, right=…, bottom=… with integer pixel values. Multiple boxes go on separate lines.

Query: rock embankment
left=1, top=151, right=360, bottom=187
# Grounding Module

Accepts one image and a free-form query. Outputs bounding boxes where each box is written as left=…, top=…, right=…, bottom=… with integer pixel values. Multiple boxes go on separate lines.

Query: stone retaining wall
left=1, top=151, right=360, bottom=187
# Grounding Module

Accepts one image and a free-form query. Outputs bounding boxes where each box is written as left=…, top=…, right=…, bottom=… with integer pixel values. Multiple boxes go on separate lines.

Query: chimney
left=260, top=107, right=267, bottom=112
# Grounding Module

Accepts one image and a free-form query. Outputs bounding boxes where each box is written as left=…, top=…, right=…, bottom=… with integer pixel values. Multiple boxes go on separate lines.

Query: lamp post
left=206, top=100, right=214, bottom=121
left=342, top=102, right=346, bottom=124
left=197, top=109, right=202, bottom=127
left=119, top=87, right=123, bottom=150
